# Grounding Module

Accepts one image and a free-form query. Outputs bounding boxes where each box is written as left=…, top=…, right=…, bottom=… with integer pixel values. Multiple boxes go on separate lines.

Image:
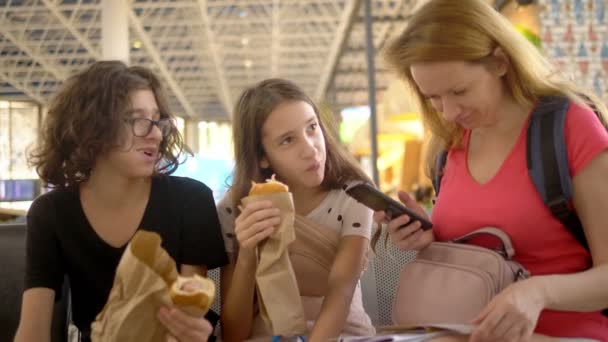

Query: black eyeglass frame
left=124, top=117, right=174, bottom=137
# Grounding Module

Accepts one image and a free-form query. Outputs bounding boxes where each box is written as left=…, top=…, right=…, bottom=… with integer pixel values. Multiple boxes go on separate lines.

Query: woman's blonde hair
left=230, top=78, right=371, bottom=211
left=383, top=0, right=608, bottom=178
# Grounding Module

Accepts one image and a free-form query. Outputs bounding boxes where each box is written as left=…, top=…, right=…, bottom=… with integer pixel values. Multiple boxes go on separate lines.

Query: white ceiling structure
left=0, top=0, right=421, bottom=120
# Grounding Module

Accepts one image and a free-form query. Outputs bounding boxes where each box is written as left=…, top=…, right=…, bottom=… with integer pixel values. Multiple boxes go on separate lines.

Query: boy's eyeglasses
left=125, top=118, right=173, bottom=137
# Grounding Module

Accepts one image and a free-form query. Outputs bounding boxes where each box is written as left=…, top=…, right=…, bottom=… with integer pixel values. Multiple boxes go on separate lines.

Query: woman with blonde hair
left=376, top=0, right=608, bottom=341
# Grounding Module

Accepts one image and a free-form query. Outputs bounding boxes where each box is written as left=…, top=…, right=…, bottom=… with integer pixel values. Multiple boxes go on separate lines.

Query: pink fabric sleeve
left=565, top=101, right=608, bottom=178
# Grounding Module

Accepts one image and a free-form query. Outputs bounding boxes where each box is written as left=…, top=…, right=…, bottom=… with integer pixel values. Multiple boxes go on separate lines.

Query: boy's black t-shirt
left=24, top=175, right=228, bottom=336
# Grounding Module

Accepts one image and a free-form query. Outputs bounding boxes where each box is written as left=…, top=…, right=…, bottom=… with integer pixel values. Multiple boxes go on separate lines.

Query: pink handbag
left=392, top=227, right=530, bottom=327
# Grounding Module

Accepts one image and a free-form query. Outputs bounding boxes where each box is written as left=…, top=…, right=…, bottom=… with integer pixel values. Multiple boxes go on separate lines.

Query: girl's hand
left=234, top=200, right=281, bottom=251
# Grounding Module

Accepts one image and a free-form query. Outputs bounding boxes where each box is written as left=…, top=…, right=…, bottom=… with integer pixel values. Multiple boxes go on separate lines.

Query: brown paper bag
left=289, top=215, right=339, bottom=296
left=90, top=230, right=178, bottom=342
left=291, top=215, right=375, bottom=337
left=242, top=192, right=307, bottom=336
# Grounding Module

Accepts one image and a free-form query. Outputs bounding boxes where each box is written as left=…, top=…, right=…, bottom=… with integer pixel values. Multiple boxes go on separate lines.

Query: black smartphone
left=345, top=183, right=433, bottom=230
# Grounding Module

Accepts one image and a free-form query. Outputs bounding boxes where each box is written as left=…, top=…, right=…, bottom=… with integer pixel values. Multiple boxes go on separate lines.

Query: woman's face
left=100, top=89, right=166, bottom=179
left=260, top=100, right=326, bottom=192
left=411, top=59, right=508, bottom=130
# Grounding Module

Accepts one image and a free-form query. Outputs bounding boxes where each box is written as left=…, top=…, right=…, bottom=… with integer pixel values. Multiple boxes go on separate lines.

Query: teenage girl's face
left=260, top=100, right=326, bottom=191
left=101, top=89, right=164, bottom=178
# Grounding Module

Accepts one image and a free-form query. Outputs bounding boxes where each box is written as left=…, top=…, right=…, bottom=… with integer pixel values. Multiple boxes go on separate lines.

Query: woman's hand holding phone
left=373, top=191, right=435, bottom=251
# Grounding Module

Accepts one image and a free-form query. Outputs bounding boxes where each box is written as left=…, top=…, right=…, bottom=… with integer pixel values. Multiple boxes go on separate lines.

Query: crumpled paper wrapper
left=91, top=230, right=179, bottom=342
left=242, top=192, right=307, bottom=336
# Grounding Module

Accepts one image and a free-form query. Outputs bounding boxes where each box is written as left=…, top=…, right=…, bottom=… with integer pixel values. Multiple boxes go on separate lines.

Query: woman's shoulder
left=160, top=175, right=213, bottom=193
left=26, top=188, right=79, bottom=237
left=564, top=99, right=608, bottom=145
left=28, top=188, right=75, bottom=216
left=566, top=100, right=602, bottom=122
left=564, top=99, right=608, bottom=136
left=564, top=100, right=608, bottom=176
left=153, top=176, right=219, bottom=217
left=157, top=175, right=218, bottom=204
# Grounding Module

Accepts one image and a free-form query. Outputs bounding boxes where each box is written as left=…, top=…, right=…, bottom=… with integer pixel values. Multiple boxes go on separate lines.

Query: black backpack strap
left=526, top=96, right=589, bottom=250
left=432, top=150, right=448, bottom=204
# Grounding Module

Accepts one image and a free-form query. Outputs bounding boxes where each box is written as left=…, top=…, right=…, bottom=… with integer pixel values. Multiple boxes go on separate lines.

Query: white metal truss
left=0, top=69, right=45, bottom=103
left=270, top=0, right=279, bottom=77
left=314, top=0, right=361, bottom=101
left=197, top=0, right=233, bottom=118
left=331, top=0, right=420, bottom=108
left=128, top=8, right=195, bottom=118
left=0, top=0, right=420, bottom=118
left=41, top=0, right=102, bottom=59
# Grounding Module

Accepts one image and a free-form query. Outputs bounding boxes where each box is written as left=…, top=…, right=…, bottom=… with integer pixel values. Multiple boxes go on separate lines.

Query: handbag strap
left=452, top=227, right=515, bottom=259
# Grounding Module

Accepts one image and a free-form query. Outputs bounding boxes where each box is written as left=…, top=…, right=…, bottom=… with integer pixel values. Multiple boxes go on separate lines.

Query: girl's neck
left=291, top=184, right=328, bottom=216
left=81, top=163, right=151, bottom=209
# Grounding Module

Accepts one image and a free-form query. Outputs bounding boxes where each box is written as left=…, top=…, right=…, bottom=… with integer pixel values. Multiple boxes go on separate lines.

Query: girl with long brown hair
left=217, top=78, right=375, bottom=342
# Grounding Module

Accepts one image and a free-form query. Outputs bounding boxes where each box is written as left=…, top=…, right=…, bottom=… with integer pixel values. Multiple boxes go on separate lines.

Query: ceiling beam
left=5, top=54, right=97, bottom=62
left=314, top=0, right=362, bottom=101
left=221, top=32, right=335, bottom=42
left=210, top=16, right=341, bottom=26
left=0, top=25, right=67, bottom=81
left=41, top=0, right=102, bottom=60
left=133, top=2, right=198, bottom=10
left=197, top=0, right=233, bottom=118
left=0, top=71, right=46, bottom=104
left=1, top=3, right=100, bottom=13
left=2, top=19, right=204, bottom=32
left=207, top=0, right=338, bottom=6
left=271, top=0, right=280, bottom=76
left=369, top=0, right=410, bottom=55
left=128, top=9, right=195, bottom=117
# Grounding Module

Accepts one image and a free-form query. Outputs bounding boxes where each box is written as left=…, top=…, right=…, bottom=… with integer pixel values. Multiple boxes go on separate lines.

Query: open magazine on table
left=337, top=324, right=474, bottom=342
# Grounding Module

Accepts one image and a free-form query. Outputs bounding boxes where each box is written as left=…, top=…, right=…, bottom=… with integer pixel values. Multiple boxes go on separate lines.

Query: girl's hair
left=29, top=60, right=187, bottom=189
left=383, top=0, right=608, bottom=179
left=230, top=78, right=371, bottom=210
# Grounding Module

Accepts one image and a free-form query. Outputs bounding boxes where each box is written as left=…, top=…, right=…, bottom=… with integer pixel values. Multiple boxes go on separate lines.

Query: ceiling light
left=132, top=40, right=142, bottom=49
left=241, top=37, right=249, bottom=46
left=244, top=59, right=253, bottom=68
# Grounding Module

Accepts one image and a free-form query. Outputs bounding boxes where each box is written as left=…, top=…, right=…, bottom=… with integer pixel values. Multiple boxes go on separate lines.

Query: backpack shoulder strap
left=526, top=96, right=589, bottom=249
left=432, top=150, right=448, bottom=203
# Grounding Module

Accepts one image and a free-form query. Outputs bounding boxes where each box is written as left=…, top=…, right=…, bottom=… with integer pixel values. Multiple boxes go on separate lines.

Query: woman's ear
left=491, top=46, right=509, bottom=77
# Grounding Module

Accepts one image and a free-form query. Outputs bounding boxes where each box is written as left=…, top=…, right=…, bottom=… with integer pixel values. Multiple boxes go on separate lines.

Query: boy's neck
left=81, top=164, right=151, bottom=209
